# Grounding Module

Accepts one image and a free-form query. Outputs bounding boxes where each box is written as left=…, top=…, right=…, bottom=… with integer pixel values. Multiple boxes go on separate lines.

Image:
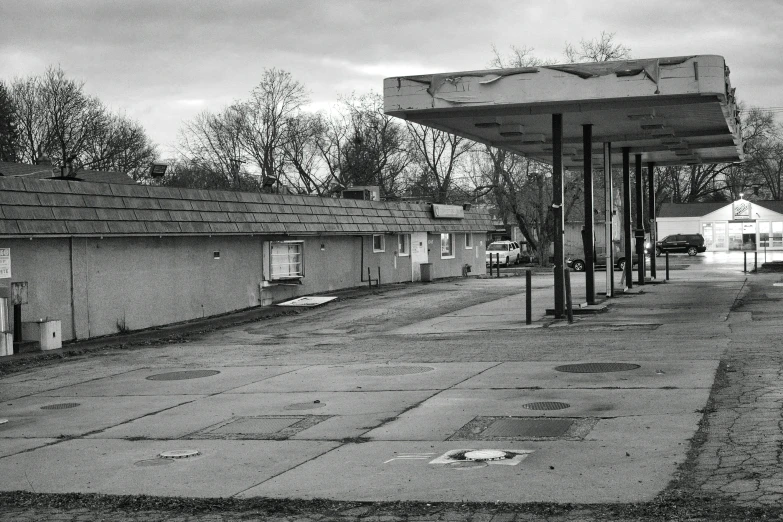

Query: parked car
left=567, top=245, right=644, bottom=272
left=486, top=241, right=521, bottom=266
left=655, top=233, right=706, bottom=256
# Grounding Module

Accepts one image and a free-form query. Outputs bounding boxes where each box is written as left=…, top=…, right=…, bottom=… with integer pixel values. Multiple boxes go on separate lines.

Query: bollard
left=378, top=266, right=381, bottom=287
left=564, top=267, right=574, bottom=324
left=367, top=267, right=372, bottom=288
left=525, top=269, right=532, bottom=325
left=496, top=253, right=500, bottom=278
left=755, top=252, right=758, bottom=272
left=744, top=251, right=747, bottom=273
left=665, top=252, right=670, bottom=281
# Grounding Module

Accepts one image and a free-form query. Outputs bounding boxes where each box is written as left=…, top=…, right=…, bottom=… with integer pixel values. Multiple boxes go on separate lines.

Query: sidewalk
left=2, top=265, right=783, bottom=520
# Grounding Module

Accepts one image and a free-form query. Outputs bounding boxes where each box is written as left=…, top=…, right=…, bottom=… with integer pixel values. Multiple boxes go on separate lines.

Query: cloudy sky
left=1, top=0, right=781, bottom=157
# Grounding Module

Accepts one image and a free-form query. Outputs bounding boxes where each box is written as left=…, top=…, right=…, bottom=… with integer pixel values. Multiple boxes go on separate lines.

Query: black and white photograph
left=0, top=1, right=782, bottom=520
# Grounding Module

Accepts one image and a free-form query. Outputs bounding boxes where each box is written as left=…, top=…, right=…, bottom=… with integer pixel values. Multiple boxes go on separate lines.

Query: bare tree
left=406, top=122, right=474, bottom=203
left=279, top=112, right=326, bottom=195
left=9, top=66, right=158, bottom=176
left=309, top=93, right=411, bottom=198
left=40, top=67, right=108, bottom=172
left=488, top=44, right=550, bottom=68
left=242, top=68, right=308, bottom=185
left=178, top=104, right=246, bottom=187
left=83, top=113, right=157, bottom=180
left=0, top=82, right=18, bottom=161
left=564, top=31, right=631, bottom=63
left=10, top=75, right=50, bottom=164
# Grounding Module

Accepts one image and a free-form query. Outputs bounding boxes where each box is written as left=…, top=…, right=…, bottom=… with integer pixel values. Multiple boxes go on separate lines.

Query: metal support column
left=648, top=162, right=657, bottom=279
left=635, top=154, right=645, bottom=286
left=604, top=143, right=614, bottom=298
left=583, top=124, right=595, bottom=305
left=553, top=114, right=565, bottom=318
left=622, top=147, right=632, bottom=289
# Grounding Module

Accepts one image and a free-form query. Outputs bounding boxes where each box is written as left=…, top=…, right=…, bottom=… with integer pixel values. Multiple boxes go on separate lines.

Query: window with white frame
left=441, top=233, right=454, bottom=258
left=269, top=241, right=304, bottom=280
left=465, top=233, right=473, bottom=249
left=773, top=222, right=783, bottom=247
left=760, top=221, right=770, bottom=248
left=398, top=234, right=410, bottom=256
left=373, top=234, right=385, bottom=252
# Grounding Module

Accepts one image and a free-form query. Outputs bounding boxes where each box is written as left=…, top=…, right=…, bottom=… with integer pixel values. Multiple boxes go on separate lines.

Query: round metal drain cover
left=521, top=401, right=571, bottom=411
left=146, top=370, right=220, bottom=381
left=40, top=403, right=81, bottom=410
left=554, top=363, right=640, bottom=373
left=357, top=366, right=434, bottom=376
left=284, top=402, right=326, bottom=411
left=134, top=458, right=174, bottom=467
left=159, top=449, right=200, bottom=459
left=464, top=449, right=507, bottom=461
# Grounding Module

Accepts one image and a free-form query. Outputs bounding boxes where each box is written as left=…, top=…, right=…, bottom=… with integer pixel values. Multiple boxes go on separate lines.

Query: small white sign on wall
left=0, top=249, right=9, bottom=279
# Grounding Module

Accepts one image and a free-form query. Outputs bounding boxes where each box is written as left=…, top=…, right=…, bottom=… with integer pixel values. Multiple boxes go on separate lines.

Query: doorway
left=410, top=232, right=428, bottom=281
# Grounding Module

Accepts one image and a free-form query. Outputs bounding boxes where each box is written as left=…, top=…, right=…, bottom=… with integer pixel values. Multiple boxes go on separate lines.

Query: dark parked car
left=655, top=234, right=706, bottom=256
left=567, top=245, right=641, bottom=272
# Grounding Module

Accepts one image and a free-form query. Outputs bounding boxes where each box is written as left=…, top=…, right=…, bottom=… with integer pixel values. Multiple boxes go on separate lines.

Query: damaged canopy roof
left=385, top=55, right=742, bottom=168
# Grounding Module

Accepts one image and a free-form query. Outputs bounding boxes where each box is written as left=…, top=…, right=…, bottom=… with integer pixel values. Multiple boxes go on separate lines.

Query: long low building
left=657, top=197, right=783, bottom=251
left=0, top=177, right=493, bottom=342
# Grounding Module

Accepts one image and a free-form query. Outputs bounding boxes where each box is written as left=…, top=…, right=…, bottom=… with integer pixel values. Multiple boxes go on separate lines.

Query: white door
left=410, top=232, right=428, bottom=281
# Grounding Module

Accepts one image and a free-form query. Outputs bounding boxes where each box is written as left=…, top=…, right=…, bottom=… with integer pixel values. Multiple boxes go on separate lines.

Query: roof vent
left=341, top=186, right=379, bottom=201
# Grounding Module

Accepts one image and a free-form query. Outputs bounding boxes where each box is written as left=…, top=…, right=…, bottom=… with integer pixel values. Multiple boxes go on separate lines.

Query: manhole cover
left=40, top=403, right=81, bottom=410
left=146, top=370, right=221, bottom=381
left=463, top=449, right=507, bottom=461
left=357, top=366, right=434, bottom=376
left=134, top=458, right=174, bottom=467
left=521, top=401, right=571, bottom=411
left=482, top=418, right=573, bottom=438
left=554, top=363, right=640, bottom=373
left=160, top=449, right=200, bottom=459
left=284, top=402, right=326, bottom=410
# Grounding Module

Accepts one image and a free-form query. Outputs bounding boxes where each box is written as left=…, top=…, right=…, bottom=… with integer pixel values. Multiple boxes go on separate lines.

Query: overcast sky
left=1, top=0, right=781, bottom=157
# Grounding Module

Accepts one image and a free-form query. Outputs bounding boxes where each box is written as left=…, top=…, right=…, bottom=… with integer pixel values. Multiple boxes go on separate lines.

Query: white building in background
left=657, top=197, right=783, bottom=252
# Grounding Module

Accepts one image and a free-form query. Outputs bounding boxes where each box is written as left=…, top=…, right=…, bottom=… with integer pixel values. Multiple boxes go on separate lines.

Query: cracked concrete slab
left=87, top=390, right=435, bottom=441
left=0, top=439, right=338, bottom=497
left=36, top=365, right=306, bottom=397
left=364, top=388, right=711, bottom=442
left=453, top=360, right=720, bottom=390
left=239, top=438, right=682, bottom=503
left=229, top=363, right=498, bottom=393
left=0, top=437, right=58, bottom=458
left=0, top=395, right=203, bottom=438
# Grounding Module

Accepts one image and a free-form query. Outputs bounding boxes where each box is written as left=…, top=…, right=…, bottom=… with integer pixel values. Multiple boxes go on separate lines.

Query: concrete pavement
left=2, top=252, right=783, bottom=519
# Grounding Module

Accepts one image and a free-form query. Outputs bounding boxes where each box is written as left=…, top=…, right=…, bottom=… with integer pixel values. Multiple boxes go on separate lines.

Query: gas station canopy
left=384, top=55, right=742, bottom=168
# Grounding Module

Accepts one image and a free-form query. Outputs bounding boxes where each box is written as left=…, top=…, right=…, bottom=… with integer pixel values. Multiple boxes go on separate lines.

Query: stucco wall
left=427, top=232, right=486, bottom=279
left=3, top=238, right=74, bottom=340
left=260, top=235, right=365, bottom=303
left=3, top=231, right=488, bottom=343
left=83, top=236, right=263, bottom=338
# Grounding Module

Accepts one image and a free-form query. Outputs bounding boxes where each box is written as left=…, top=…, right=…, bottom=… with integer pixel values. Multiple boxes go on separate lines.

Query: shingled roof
left=659, top=200, right=783, bottom=218
left=0, top=161, right=137, bottom=185
left=0, top=177, right=494, bottom=238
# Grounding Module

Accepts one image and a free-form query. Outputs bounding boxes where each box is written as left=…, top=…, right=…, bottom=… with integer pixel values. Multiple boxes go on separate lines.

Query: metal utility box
left=22, top=319, right=62, bottom=351
left=420, top=263, right=433, bottom=282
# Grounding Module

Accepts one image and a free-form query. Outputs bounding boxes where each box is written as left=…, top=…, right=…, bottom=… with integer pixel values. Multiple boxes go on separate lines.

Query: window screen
left=270, top=241, right=304, bottom=279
